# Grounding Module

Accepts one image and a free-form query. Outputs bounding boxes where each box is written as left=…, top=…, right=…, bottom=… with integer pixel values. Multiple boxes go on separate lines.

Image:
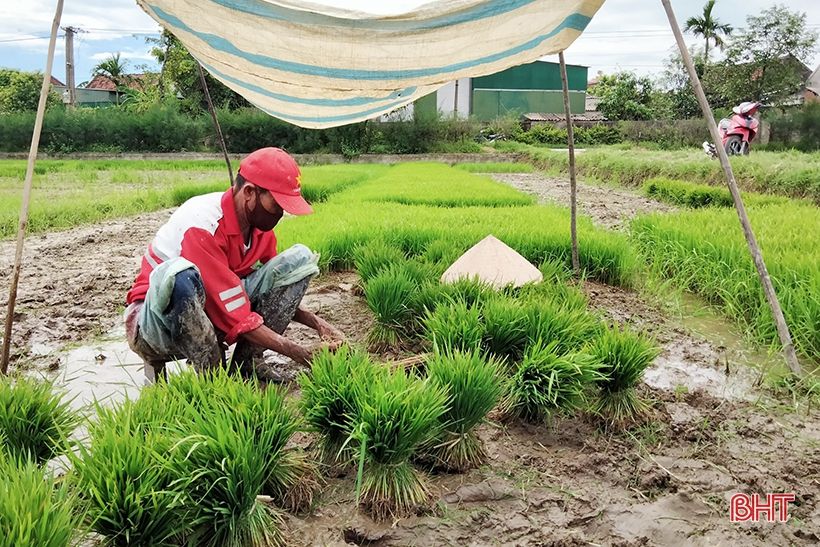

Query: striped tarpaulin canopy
left=136, top=0, right=605, bottom=128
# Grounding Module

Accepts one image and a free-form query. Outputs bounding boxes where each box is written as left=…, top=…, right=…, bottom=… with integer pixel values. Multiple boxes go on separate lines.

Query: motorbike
left=702, top=101, right=761, bottom=158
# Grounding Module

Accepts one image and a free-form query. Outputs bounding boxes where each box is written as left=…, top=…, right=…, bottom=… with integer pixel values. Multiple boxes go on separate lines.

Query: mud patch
left=0, top=210, right=170, bottom=368
left=491, top=173, right=675, bottom=230
left=584, top=281, right=763, bottom=401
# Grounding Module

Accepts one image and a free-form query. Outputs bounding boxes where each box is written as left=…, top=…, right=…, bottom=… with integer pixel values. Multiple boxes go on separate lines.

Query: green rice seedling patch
left=0, top=456, right=85, bottom=547
left=279, top=202, right=638, bottom=288
left=0, top=376, right=79, bottom=465
left=455, top=162, right=534, bottom=173
left=332, top=163, right=534, bottom=208
left=351, top=367, right=447, bottom=520
left=298, top=346, right=382, bottom=467
left=642, top=177, right=791, bottom=208
left=632, top=203, right=820, bottom=358
left=298, top=164, right=390, bottom=203
left=420, top=350, right=504, bottom=472
left=502, top=341, right=604, bottom=424
left=588, top=326, right=661, bottom=427
left=72, top=369, right=297, bottom=546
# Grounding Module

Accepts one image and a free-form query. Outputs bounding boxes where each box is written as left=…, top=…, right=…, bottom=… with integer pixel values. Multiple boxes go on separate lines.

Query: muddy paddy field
left=1, top=161, right=818, bottom=546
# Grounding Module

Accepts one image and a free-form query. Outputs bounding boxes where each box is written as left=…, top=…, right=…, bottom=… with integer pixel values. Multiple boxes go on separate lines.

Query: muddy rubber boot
left=168, top=269, right=224, bottom=373
left=232, top=277, right=311, bottom=374
left=143, top=360, right=167, bottom=385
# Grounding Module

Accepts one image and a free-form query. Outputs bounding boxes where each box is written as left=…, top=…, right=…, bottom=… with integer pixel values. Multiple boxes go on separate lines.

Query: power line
left=0, top=35, right=60, bottom=43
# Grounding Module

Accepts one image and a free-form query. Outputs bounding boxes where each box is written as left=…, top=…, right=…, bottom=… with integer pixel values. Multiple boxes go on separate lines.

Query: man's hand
left=294, top=307, right=346, bottom=344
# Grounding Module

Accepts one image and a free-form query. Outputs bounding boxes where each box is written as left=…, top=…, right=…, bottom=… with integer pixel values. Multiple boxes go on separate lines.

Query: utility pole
left=63, top=26, right=78, bottom=108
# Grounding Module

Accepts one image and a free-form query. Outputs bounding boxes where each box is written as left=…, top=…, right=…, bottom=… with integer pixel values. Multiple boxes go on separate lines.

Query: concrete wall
left=436, top=78, right=472, bottom=118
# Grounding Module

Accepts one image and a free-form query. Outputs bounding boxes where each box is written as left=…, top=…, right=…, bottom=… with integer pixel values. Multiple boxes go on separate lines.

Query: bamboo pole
left=558, top=51, right=580, bottom=276
left=197, top=63, right=234, bottom=185
left=1, top=0, right=64, bottom=374
left=660, top=0, right=802, bottom=376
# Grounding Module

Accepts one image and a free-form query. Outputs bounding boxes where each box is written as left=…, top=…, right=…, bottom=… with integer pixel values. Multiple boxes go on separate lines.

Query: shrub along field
left=499, top=142, right=820, bottom=203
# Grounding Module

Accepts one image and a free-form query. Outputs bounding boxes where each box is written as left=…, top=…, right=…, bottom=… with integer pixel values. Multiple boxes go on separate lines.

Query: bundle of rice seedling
left=71, top=401, right=190, bottom=546
left=423, top=300, right=485, bottom=353
left=353, top=239, right=405, bottom=283
left=352, top=369, right=447, bottom=520
left=365, top=265, right=418, bottom=347
left=161, top=370, right=296, bottom=547
left=422, top=350, right=503, bottom=471
left=523, top=299, right=601, bottom=355
left=588, top=326, right=661, bottom=426
left=503, top=341, right=603, bottom=423
left=264, top=449, right=322, bottom=514
left=0, top=455, right=85, bottom=547
left=442, top=277, right=494, bottom=309
left=298, top=346, right=380, bottom=466
left=481, top=297, right=529, bottom=364
left=0, top=376, right=79, bottom=465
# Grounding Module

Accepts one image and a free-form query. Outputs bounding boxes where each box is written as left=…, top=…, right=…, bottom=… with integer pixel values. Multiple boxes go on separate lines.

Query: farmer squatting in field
left=124, top=147, right=345, bottom=381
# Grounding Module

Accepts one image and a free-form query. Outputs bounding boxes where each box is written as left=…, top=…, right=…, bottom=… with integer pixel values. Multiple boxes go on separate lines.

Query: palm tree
left=92, top=53, right=130, bottom=89
left=684, top=0, right=733, bottom=64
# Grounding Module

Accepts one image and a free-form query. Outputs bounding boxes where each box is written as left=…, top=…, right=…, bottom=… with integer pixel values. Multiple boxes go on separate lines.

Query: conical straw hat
left=441, top=235, right=543, bottom=289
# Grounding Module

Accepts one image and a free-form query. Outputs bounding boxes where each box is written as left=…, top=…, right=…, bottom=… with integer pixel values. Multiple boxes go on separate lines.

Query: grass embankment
left=497, top=142, right=820, bottom=203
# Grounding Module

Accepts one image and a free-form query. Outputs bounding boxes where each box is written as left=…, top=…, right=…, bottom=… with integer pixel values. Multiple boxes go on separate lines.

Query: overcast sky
left=1, top=0, right=817, bottom=86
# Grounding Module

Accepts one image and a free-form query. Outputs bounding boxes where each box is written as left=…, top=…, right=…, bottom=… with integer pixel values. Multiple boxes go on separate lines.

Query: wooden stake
left=559, top=51, right=580, bottom=276
left=197, top=62, right=234, bottom=185
left=1, top=0, right=64, bottom=374
left=660, top=0, right=802, bottom=376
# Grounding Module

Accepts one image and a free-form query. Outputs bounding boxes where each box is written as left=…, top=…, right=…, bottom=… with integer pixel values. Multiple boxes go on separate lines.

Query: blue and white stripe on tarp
left=135, top=0, right=605, bottom=128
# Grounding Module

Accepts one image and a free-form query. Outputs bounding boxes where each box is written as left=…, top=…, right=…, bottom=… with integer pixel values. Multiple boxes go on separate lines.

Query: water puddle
left=43, top=326, right=184, bottom=412
left=643, top=293, right=779, bottom=401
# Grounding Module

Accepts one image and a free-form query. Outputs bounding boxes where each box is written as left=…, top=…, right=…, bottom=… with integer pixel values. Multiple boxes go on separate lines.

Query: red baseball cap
left=238, top=147, right=313, bottom=215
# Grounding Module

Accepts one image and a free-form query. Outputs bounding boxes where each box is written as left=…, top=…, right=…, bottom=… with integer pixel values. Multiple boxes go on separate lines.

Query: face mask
left=245, top=188, right=282, bottom=232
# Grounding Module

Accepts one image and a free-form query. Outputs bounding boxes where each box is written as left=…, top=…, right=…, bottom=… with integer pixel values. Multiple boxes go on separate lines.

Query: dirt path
left=491, top=173, right=676, bottom=229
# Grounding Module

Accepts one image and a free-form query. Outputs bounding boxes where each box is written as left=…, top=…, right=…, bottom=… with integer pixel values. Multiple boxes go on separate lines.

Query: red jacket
left=127, top=189, right=277, bottom=344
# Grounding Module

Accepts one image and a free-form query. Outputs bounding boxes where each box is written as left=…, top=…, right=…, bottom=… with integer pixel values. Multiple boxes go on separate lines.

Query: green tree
left=589, top=72, right=656, bottom=120
left=0, top=69, right=60, bottom=113
left=684, top=0, right=732, bottom=64
left=147, top=30, right=249, bottom=114
left=705, top=5, right=818, bottom=106
left=92, top=52, right=130, bottom=88
left=654, top=49, right=706, bottom=119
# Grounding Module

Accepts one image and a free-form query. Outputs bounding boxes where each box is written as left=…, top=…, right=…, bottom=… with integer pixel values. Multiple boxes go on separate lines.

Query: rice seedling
left=423, top=300, right=485, bottom=353
left=588, top=326, right=661, bottom=426
left=160, top=371, right=296, bottom=547
left=298, top=346, right=381, bottom=466
left=352, top=239, right=405, bottom=283
left=481, top=297, right=529, bottom=364
left=0, top=455, right=85, bottom=547
left=0, top=376, right=79, bottom=465
left=442, top=277, right=495, bottom=309
left=365, top=264, right=418, bottom=347
left=632, top=202, right=819, bottom=358
left=265, top=449, right=322, bottom=514
left=522, top=299, right=602, bottom=355
left=71, top=401, right=190, bottom=546
left=352, top=368, right=447, bottom=520
left=421, top=350, right=503, bottom=471
left=503, top=341, right=603, bottom=423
